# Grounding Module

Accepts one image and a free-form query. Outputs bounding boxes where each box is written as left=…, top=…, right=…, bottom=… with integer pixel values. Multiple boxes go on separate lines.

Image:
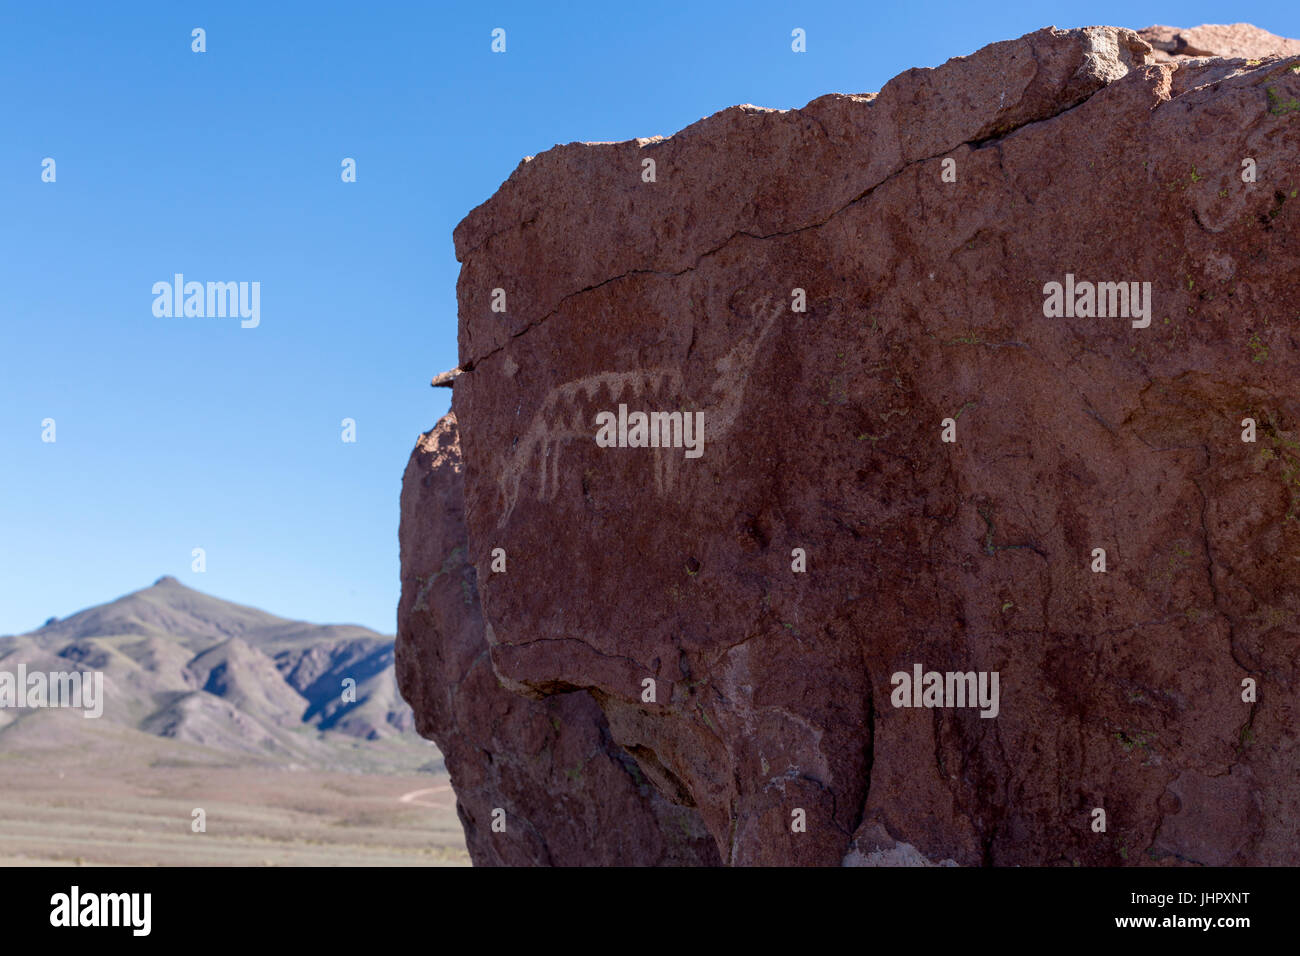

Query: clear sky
left=3, top=1, right=1296, bottom=635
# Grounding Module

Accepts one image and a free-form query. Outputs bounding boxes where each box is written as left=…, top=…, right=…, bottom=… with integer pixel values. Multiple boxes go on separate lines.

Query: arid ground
left=0, top=715, right=468, bottom=866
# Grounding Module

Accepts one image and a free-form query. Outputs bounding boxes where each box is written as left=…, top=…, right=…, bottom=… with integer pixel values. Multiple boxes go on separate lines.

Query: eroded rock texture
left=1141, top=23, right=1300, bottom=62
left=403, top=24, right=1300, bottom=865
left=395, top=414, right=720, bottom=865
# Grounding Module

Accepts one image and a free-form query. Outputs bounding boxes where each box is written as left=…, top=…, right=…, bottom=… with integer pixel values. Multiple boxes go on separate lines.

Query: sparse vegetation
left=1249, top=332, right=1269, bottom=363
left=1267, top=86, right=1300, bottom=115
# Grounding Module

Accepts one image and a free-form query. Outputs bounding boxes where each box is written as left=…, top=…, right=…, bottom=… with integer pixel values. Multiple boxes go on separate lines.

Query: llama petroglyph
left=511, top=366, right=686, bottom=511
left=495, top=292, right=785, bottom=524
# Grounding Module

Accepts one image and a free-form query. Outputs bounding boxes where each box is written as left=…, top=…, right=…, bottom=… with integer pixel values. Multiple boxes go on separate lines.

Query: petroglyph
left=495, top=291, right=784, bottom=524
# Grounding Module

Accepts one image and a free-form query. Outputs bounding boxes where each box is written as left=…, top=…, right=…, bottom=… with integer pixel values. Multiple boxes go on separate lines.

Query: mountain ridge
left=0, top=577, right=429, bottom=773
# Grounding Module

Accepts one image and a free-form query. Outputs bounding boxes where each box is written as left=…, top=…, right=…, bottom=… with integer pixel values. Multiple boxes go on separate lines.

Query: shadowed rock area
left=396, top=414, right=720, bottom=865
left=401, top=24, right=1300, bottom=865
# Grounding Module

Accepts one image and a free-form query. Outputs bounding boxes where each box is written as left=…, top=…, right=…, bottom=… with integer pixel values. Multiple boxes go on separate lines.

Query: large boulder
left=406, top=24, right=1300, bottom=865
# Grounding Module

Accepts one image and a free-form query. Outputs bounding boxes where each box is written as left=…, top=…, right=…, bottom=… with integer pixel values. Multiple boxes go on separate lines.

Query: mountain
left=0, top=577, right=433, bottom=772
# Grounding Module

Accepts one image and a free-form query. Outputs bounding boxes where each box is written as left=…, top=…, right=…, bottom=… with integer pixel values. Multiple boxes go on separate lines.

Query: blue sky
left=2, top=1, right=1296, bottom=635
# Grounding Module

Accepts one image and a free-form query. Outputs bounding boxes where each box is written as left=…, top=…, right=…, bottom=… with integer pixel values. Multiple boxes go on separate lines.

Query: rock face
left=401, top=24, right=1300, bottom=865
left=395, top=414, right=720, bottom=865
left=1141, top=23, right=1300, bottom=62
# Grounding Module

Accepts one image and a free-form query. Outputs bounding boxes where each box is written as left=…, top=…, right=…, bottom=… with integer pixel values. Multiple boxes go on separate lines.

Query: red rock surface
left=1141, top=23, right=1300, bottom=62
left=395, top=414, right=719, bottom=865
left=403, top=24, right=1300, bottom=865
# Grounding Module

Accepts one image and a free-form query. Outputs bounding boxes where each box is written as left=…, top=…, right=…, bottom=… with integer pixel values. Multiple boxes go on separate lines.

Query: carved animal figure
left=495, top=291, right=785, bottom=524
